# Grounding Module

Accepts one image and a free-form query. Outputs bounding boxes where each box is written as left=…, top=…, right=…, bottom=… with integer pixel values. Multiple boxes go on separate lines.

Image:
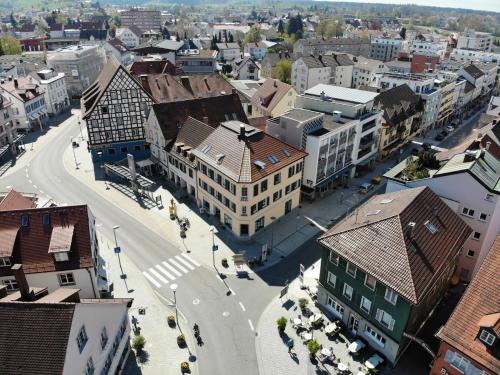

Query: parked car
left=359, top=182, right=374, bottom=194
left=371, top=176, right=382, bottom=185
left=422, top=142, right=432, bottom=151
left=411, top=148, right=419, bottom=156
left=435, top=134, right=445, bottom=141
left=446, top=125, right=455, bottom=132
left=440, top=130, right=448, bottom=137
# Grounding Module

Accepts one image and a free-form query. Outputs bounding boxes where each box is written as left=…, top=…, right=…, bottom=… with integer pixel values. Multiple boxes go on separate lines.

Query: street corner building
left=430, top=234, right=500, bottom=375
left=316, top=186, right=472, bottom=364
left=0, top=286, right=133, bottom=375
left=192, top=120, right=307, bottom=238
left=81, top=56, right=154, bottom=163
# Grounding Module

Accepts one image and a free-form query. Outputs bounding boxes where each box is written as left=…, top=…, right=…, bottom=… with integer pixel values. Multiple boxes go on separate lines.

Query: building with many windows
left=430, top=234, right=500, bottom=375
left=120, top=9, right=162, bottom=33
left=293, top=38, right=370, bottom=59
left=0, top=190, right=106, bottom=298
left=369, top=36, right=408, bottom=62
left=384, top=149, right=500, bottom=281
left=81, top=57, right=154, bottom=162
left=28, top=68, right=70, bottom=115
left=317, top=187, right=471, bottom=364
left=193, top=121, right=307, bottom=238
left=351, top=57, right=388, bottom=89
left=456, top=29, right=493, bottom=52
left=0, top=286, right=132, bottom=375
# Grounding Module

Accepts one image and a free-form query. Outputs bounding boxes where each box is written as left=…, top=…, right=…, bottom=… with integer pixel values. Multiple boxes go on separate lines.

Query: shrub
left=132, top=335, right=146, bottom=352
left=307, top=339, right=320, bottom=356
left=298, top=298, right=309, bottom=309
left=277, top=316, right=287, bottom=331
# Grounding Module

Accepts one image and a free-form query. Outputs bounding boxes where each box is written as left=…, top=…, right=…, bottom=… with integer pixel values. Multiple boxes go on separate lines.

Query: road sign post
left=299, top=264, right=305, bottom=286
left=261, top=244, right=268, bottom=262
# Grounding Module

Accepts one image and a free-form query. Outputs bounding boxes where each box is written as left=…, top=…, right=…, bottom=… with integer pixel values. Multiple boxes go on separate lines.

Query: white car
left=446, top=125, right=455, bottom=132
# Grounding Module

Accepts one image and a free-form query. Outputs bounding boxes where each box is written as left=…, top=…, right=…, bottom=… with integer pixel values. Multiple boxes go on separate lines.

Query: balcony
left=361, top=120, right=377, bottom=133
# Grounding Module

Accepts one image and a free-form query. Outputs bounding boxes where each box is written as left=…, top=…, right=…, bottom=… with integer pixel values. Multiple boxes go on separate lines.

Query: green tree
left=400, top=27, right=407, bottom=40
left=132, top=335, right=146, bottom=352
left=1, top=36, right=22, bottom=55
left=9, top=12, right=17, bottom=28
left=228, top=33, right=234, bottom=43
left=244, top=25, right=261, bottom=44
left=211, top=35, right=218, bottom=50
left=276, top=59, right=292, bottom=84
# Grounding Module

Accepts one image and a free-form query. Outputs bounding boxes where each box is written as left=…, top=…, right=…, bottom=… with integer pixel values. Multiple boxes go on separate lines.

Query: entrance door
left=285, top=199, right=292, bottom=214
left=349, top=315, right=359, bottom=335
left=240, top=224, right=249, bottom=236
left=214, top=206, right=221, bottom=220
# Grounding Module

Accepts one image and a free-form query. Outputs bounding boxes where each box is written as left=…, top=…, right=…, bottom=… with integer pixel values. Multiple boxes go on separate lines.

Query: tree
left=276, top=59, right=292, bottom=84
left=286, top=14, right=303, bottom=36
left=162, top=27, right=171, bottom=40
left=400, top=27, right=407, bottom=40
left=228, top=33, right=234, bottom=43
left=9, top=12, right=17, bottom=28
left=175, top=32, right=180, bottom=42
left=132, top=335, right=146, bottom=352
left=244, top=25, right=261, bottom=44
left=211, top=35, right=218, bottom=50
left=218, top=31, right=222, bottom=43
left=277, top=19, right=285, bottom=34
left=1, top=36, right=22, bottom=55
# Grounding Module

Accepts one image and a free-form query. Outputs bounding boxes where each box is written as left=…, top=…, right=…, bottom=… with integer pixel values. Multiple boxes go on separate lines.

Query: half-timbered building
left=81, top=56, right=154, bottom=162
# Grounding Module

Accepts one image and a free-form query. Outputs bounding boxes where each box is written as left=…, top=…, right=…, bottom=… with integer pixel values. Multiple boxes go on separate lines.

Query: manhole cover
left=193, top=298, right=200, bottom=305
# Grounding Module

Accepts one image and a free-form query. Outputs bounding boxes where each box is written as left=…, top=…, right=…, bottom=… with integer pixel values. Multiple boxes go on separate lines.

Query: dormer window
left=0, top=257, right=11, bottom=267
left=479, top=329, right=496, bottom=346
left=21, top=215, right=29, bottom=227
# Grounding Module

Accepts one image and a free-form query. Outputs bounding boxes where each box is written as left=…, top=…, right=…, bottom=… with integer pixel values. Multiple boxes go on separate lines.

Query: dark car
left=435, top=134, right=445, bottom=141
left=411, top=148, right=419, bottom=156
left=440, top=130, right=448, bottom=137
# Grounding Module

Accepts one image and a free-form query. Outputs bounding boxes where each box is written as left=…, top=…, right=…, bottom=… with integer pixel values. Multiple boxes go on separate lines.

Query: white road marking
left=142, top=271, right=161, bottom=288
left=217, top=274, right=224, bottom=283
left=155, top=264, right=176, bottom=281
left=229, top=288, right=236, bottom=296
left=222, top=311, right=230, bottom=317
left=162, top=261, right=182, bottom=277
left=39, top=190, right=44, bottom=194
left=33, top=185, right=38, bottom=189
left=248, top=319, right=254, bottom=331
left=239, top=302, right=246, bottom=312
left=181, top=252, right=201, bottom=267
left=168, top=258, right=188, bottom=274
left=148, top=268, right=168, bottom=284
left=175, top=254, right=195, bottom=270
left=28, top=179, right=32, bottom=184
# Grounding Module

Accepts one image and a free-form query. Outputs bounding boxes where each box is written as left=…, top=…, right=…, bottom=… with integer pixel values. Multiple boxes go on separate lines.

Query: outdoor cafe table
left=338, top=363, right=348, bottom=372
left=320, top=347, right=332, bottom=357
left=309, top=314, right=323, bottom=324
left=301, top=332, right=312, bottom=342
left=325, top=323, right=339, bottom=334
left=365, top=354, right=384, bottom=370
left=293, top=318, right=302, bottom=326
left=348, top=339, right=366, bottom=353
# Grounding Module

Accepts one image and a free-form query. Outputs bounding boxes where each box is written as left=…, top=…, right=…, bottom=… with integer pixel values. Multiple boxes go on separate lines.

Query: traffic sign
left=212, top=245, right=219, bottom=251
left=114, top=247, right=121, bottom=254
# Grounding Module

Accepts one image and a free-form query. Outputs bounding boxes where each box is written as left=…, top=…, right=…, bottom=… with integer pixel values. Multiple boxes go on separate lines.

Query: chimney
left=405, top=222, right=416, bottom=240
left=202, top=116, right=209, bottom=124
left=14, top=79, right=18, bottom=88
left=273, top=79, right=278, bottom=88
left=238, top=123, right=246, bottom=141
left=11, top=264, right=34, bottom=301
left=486, top=141, right=491, bottom=151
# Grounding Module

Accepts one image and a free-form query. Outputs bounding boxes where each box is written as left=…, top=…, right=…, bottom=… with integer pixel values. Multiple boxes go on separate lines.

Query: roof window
left=283, top=148, right=291, bottom=157
left=216, top=153, right=225, bottom=164
left=254, top=160, right=266, bottom=170
left=201, top=144, right=212, bottom=154
left=267, top=155, right=279, bottom=164
left=424, top=220, right=438, bottom=234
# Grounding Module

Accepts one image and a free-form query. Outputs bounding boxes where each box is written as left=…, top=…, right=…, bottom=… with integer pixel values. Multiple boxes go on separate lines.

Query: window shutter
left=376, top=308, right=382, bottom=321
left=389, top=317, right=395, bottom=331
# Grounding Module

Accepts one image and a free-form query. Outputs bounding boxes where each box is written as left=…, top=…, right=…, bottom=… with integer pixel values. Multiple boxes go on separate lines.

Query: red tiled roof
left=0, top=205, right=94, bottom=276
left=193, top=121, right=307, bottom=183
left=138, top=73, right=234, bottom=103
left=0, top=77, right=43, bottom=103
left=437, top=234, right=500, bottom=373
left=251, top=78, right=295, bottom=115
left=0, top=190, right=35, bottom=211
left=318, top=187, right=472, bottom=304
left=0, top=302, right=75, bottom=375
left=129, top=60, right=180, bottom=76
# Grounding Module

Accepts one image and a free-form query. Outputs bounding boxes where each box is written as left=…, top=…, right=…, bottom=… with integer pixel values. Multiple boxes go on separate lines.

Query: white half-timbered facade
left=81, top=57, right=154, bottom=162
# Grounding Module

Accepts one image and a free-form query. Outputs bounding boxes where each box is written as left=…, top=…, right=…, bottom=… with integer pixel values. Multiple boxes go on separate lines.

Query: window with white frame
left=384, top=288, right=398, bottom=305
left=365, top=274, right=376, bottom=290
left=2, top=278, right=18, bottom=291
left=346, top=262, right=357, bottom=278
left=479, top=213, right=487, bottom=221
left=473, top=232, right=481, bottom=240
left=479, top=330, right=495, bottom=346
left=326, top=296, right=344, bottom=318
left=364, top=326, right=386, bottom=348
left=84, top=357, right=95, bottom=375
left=76, top=325, right=88, bottom=353
left=58, top=272, right=75, bottom=286
left=0, top=257, right=11, bottom=267
left=360, top=296, right=372, bottom=314
left=329, top=251, right=339, bottom=265
left=446, top=351, right=470, bottom=373
left=462, top=207, right=475, bottom=217
left=343, top=283, right=353, bottom=300
left=327, top=271, right=336, bottom=287
left=376, top=309, right=395, bottom=330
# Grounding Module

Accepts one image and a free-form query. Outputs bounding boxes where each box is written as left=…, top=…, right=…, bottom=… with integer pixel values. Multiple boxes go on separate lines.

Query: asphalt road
left=0, top=115, right=286, bottom=375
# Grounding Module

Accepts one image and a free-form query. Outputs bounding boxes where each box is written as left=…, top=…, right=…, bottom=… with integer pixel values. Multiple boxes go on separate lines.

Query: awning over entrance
left=136, top=158, right=155, bottom=168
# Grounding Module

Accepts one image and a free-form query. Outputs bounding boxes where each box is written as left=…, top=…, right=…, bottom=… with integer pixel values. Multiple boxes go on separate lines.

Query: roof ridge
left=395, top=217, right=419, bottom=303
left=319, top=213, right=401, bottom=239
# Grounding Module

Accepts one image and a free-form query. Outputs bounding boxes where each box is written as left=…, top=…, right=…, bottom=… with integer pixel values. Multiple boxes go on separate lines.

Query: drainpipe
left=86, top=267, right=98, bottom=298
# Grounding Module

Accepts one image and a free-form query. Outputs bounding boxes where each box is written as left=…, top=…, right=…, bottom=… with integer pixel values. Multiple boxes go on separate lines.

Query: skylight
left=283, top=148, right=291, bottom=157
left=366, top=210, right=381, bottom=216
left=380, top=198, right=394, bottom=204
left=254, top=160, right=266, bottom=170
left=201, top=144, right=212, bottom=154
left=424, top=220, right=438, bottom=235
left=267, top=155, right=279, bottom=164
left=216, top=153, right=225, bottom=163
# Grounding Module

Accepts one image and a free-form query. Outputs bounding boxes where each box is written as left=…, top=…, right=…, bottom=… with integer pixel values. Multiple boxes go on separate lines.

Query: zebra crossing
left=142, top=253, right=201, bottom=288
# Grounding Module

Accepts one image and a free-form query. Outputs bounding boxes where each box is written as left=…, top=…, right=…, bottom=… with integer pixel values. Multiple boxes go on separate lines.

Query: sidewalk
left=64, top=127, right=395, bottom=274
left=98, top=230, right=198, bottom=375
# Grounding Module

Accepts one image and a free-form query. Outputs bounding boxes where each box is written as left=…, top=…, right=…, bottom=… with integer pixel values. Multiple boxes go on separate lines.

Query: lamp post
left=270, top=216, right=276, bottom=255
left=77, top=119, right=84, bottom=140
left=209, top=225, right=218, bottom=270
left=113, top=225, right=124, bottom=275
left=170, top=283, right=179, bottom=331
left=70, top=137, right=78, bottom=169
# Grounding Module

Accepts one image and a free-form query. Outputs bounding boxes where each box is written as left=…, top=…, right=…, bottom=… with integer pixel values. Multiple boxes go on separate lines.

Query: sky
left=318, top=0, right=500, bottom=13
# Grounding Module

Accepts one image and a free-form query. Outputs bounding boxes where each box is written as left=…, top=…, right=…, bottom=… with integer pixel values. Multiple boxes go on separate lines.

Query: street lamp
left=113, top=225, right=124, bottom=275
left=70, top=137, right=78, bottom=169
left=170, top=283, right=179, bottom=331
left=77, top=120, right=84, bottom=140
left=269, top=216, right=276, bottom=255
left=209, top=225, right=218, bottom=271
